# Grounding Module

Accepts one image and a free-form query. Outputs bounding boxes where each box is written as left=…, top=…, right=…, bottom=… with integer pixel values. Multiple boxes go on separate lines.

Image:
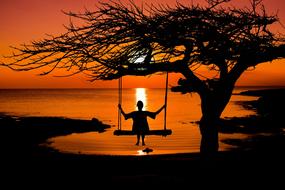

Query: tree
left=2, top=0, right=285, bottom=156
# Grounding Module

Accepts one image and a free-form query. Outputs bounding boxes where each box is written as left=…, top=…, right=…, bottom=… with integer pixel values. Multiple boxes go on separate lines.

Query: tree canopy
left=3, top=0, right=285, bottom=93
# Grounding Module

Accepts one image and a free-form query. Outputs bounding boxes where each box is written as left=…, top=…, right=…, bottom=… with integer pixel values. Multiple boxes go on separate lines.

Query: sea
left=0, top=87, right=268, bottom=155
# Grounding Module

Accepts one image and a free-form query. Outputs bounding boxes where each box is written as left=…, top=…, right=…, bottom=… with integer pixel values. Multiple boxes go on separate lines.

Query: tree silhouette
left=2, top=0, right=285, bottom=156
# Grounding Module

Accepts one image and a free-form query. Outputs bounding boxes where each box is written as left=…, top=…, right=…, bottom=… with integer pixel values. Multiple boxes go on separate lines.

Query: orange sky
left=0, top=0, right=285, bottom=88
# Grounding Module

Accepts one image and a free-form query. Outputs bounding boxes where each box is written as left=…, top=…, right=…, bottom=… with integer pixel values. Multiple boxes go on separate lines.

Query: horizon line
left=1, top=85, right=285, bottom=90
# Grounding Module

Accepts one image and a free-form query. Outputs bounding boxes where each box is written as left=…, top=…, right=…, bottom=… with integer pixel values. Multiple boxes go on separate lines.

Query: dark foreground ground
left=1, top=88, right=285, bottom=188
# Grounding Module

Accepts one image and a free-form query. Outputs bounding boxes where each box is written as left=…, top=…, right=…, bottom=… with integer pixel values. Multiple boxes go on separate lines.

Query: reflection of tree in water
left=3, top=0, right=285, bottom=156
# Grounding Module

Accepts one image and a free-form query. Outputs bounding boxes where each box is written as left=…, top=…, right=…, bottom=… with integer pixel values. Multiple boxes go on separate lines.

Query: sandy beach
left=1, top=88, right=285, bottom=187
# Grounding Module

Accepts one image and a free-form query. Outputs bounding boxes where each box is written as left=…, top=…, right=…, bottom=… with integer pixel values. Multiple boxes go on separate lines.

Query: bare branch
left=1, top=0, right=284, bottom=94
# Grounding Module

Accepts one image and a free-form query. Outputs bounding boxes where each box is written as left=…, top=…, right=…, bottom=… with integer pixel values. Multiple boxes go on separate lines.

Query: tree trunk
left=199, top=113, right=219, bottom=157
left=199, top=85, right=234, bottom=157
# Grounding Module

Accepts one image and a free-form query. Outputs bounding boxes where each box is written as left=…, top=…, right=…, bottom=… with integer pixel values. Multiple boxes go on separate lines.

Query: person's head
left=136, top=100, right=144, bottom=111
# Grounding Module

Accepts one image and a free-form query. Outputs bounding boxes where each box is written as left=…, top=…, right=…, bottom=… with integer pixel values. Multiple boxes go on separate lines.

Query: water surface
left=0, top=87, right=260, bottom=155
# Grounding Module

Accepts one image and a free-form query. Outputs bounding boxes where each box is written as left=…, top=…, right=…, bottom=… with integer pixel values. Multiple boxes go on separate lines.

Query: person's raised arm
left=155, top=104, right=166, bottom=115
left=118, top=104, right=129, bottom=119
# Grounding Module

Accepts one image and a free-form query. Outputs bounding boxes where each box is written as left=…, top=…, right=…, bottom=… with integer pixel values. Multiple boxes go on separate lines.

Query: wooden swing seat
left=113, top=129, right=172, bottom=136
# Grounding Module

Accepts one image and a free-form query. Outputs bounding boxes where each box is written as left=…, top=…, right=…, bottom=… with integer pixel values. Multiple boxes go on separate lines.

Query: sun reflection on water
left=137, top=150, right=147, bottom=155
left=135, top=88, right=147, bottom=110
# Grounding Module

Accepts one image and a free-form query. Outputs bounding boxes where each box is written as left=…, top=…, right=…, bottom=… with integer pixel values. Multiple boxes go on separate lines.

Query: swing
left=113, top=72, right=172, bottom=137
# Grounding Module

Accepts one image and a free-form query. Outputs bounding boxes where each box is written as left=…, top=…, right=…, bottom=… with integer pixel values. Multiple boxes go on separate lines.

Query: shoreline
left=1, top=88, right=284, bottom=158
left=1, top=88, right=285, bottom=186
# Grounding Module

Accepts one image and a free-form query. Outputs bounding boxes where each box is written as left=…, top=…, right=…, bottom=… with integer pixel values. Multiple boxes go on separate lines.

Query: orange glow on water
left=0, top=87, right=263, bottom=155
left=30, top=87, right=258, bottom=155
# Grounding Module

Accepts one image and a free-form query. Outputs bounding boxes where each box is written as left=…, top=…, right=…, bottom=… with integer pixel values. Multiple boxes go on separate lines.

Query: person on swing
left=118, top=100, right=165, bottom=146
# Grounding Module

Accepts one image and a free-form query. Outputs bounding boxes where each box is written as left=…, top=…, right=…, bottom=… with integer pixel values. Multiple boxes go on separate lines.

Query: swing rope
left=164, top=72, right=169, bottom=130
left=117, top=72, right=169, bottom=131
left=118, top=77, right=122, bottom=130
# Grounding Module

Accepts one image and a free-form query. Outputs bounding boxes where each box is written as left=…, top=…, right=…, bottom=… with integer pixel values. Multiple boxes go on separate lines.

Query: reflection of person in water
left=118, top=100, right=165, bottom=146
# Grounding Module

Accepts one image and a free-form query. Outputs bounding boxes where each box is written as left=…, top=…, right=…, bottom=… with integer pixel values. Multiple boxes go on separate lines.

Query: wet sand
left=1, top=88, right=285, bottom=187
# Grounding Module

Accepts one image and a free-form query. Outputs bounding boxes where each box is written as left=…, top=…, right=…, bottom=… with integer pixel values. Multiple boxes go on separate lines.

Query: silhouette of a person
left=118, top=100, right=165, bottom=146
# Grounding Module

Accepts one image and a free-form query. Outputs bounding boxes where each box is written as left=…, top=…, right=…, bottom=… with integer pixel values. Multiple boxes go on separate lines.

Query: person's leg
left=141, top=134, right=145, bottom=146
left=136, top=134, right=140, bottom=145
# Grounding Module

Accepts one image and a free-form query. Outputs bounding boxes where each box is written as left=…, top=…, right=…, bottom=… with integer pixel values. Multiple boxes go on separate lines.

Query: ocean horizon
left=1, top=85, right=284, bottom=89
